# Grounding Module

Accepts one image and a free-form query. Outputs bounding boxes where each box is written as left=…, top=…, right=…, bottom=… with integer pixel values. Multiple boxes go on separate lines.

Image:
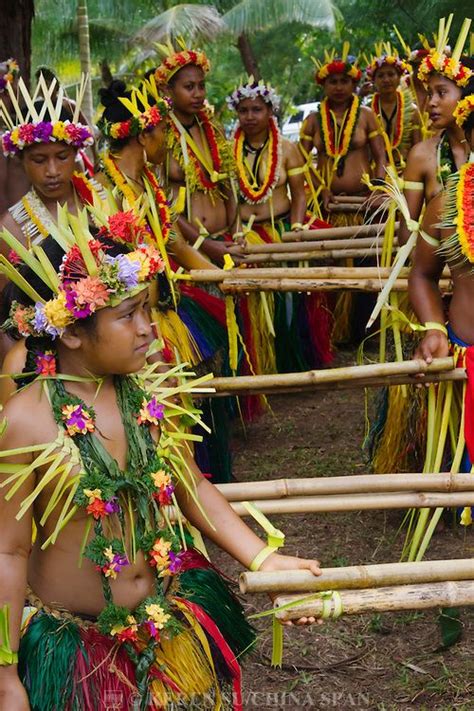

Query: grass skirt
left=20, top=551, right=255, bottom=711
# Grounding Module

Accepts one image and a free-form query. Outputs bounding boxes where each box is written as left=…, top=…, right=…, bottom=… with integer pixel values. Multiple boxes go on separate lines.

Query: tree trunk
left=77, top=0, right=94, bottom=124
left=0, top=0, right=34, bottom=85
left=236, top=32, right=260, bottom=80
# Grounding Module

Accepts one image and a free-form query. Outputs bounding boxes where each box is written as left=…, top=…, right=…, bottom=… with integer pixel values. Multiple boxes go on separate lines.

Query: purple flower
left=104, top=497, right=120, bottom=515
left=168, top=551, right=183, bottom=574
left=33, top=121, right=53, bottom=143
left=148, top=397, right=164, bottom=421
left=2, top=133, right=15, bottom=155
left=111, top=553, right=129, bottom=570
left=64, top=289, right=92, bottom=319
left=143, top=620, right=159, bottom=639
left=33, top=303, right=61, bottom=338
left=115, top=254, right=140, bottom=288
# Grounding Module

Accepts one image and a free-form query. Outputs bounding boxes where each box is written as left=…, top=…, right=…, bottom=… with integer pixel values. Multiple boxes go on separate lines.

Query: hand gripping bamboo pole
left=207, top=357, right=457, bottom=395
left=273, top=581, right=474, bottom=621
left=239, top=558, right=474, bottom=594
left=215, top=472, right=474, bottom=500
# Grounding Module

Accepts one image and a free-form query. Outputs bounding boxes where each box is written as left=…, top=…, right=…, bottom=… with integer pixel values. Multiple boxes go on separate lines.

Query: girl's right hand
left=0, top=674, right=30, bottom=711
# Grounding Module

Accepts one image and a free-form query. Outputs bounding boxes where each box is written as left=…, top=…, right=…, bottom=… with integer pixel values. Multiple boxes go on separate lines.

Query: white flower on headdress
left=226, top=79, right=281, bottom=113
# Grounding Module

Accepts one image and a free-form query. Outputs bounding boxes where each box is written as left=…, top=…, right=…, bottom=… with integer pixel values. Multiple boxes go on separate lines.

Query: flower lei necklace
left=371, top=90, right=405, bottom=150
left=167, top=110, right=232, bottom=195
left=102, top=154, right=172, bottom=244
left=233, top=116, right=282, bottom=204
left=319, top=95, right=360, bottom=176
left=453, top=163, right=474, bottom=264
left=49, top=374, right=184, bottom=642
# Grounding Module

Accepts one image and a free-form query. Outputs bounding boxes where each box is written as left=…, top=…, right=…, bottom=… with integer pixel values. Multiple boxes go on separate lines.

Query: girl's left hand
left=259, top=552, right=323, bottom=627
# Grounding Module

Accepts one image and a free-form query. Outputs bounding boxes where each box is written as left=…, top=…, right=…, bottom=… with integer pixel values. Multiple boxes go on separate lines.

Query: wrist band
left=424, top=321, right=448, bottom=336
left=242, top=501, right=285, bottom=571
left=0, top=604, right=18, bottom=666
left=291, top=222, right=304, bottom=231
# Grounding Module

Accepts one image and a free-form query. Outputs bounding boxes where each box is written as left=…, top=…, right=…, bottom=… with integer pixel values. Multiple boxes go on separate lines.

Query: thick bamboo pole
left=237, top=247, right=386, bottom=263
left=228, top=238, right=389, bottom=255
left=229, top=491, right=474, bottom=516
left=273, top=581, right=474, bottom=621
left=239, top=558, right=474, bottom=594
left=282, top=222, right=398, bottom=242
left=208, top=368, right=465, bottom=397
left=189, top=266, right=451, bottom=283
left=219, top=278, right=452, bottom=294
left=332, top=195, right=367, bottom=204
left=215, top=472, right=474, bottom=500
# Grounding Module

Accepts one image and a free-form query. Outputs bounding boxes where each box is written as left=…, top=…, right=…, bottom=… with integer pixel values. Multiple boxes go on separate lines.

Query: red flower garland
left=372, top=91, right=404, bottom=149
left=233, top=117, right=281, bottom=203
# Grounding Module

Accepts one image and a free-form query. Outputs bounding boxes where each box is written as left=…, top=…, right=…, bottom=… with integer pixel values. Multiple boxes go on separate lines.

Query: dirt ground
left=208, top=348, right=474, bottom=711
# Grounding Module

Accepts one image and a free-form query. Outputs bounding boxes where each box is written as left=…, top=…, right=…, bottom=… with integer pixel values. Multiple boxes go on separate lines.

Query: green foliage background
left=32, top=0, right=473, bottom=117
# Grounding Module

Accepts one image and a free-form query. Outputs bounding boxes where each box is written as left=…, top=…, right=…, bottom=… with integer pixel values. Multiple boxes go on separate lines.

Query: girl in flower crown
left=365, top=48, right=420, bottom=173
left=402, top=81, right=474, bottom=558
left=227, top=80, right=333, bottom=374
left=0, top=218, right=321, bottom=710
left=398, top=16, right=473, bottom=247
left=155, top=44, right=240, bottom=267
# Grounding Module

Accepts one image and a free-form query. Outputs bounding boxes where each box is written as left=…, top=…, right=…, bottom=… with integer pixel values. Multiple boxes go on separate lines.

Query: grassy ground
left=207, top=350, right=474, bottom=711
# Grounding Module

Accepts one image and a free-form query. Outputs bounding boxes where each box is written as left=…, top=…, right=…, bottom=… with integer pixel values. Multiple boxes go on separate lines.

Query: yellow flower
left=152, top=539, right=172, bottom=557
left=151, top=470, right=171, bottom=488
left=104, top=546, right=115, bottom=562
left=44, top=292, right=73, bottom=329
left=10, top=128, right=19, bottom=145
left=145, top=603, right=171, bottom=629
left=83, top=487, right=102, bottom=502
left=128, top=251, right=151, bottom=280
left=52, top=121, right=67, bottom=141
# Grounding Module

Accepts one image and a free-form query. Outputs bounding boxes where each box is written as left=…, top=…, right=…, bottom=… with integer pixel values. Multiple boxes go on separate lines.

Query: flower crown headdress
left=0, top=58, right=19, bottom=93
left=0, top=74, right=94, bottom=157
left=98, top=77, right=172, bottom=141
left=417, top=15, right=473, bottom=87
left=226, top=76, right=281, bottom=112
left=454, top=94, right=474, bottom=127
left=0, top=205, right=164, bottom=339
left=313, top=42, right=362, bottom=85
left=154, top=37, right=210, bottom=87
left=365, top=42, right=410, bottom=79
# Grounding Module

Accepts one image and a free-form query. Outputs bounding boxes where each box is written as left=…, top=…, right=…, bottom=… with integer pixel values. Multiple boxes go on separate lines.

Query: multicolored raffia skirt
left=20, top=552, right=255, bottom=711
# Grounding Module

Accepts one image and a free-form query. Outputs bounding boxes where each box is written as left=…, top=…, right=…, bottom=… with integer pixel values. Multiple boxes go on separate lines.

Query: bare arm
left=168, top=228, right=219, bottom=271
left=286, top=142, right=307, bottom=226
left=0, top=403, right=35, bottom=707
left=398, top=142, right=427, bottom=246
left=408, top=194, right=449, bottom=361
left=365, top=108, right=387, bottom=181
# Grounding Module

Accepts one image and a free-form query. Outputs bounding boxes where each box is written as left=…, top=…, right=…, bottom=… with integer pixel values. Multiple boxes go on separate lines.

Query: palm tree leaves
left=223, top=0, right=336, bottom=36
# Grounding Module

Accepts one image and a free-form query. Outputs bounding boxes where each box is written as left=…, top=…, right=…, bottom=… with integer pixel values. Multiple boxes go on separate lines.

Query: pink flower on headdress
left=8, top=249, right=21, bottom=265
left=18, top=123, right=35, bottom=143
left=72, top=276, right=110, bottom=311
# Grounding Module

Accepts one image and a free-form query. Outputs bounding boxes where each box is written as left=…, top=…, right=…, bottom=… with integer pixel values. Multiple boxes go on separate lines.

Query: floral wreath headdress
left=226, top=76, right=281, bottom=112
left=365, top=42, right=410, bottom=80
left=417, top=15, right=473, bottom=87
left=154, top=37, right=210, bottom=87
left=0, top=58, right=19, bottom=93
left=0, top=73, right=94, bottom=157
left=0, top=204, right=164, bottom=339
left=313, top=42, right=362, bottom=85
left=98, top=76, right=172, bottom=141
left=454, top=94, right=474, bottom=127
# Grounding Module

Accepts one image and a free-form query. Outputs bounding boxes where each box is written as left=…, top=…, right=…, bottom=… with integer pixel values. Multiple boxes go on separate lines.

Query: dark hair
left=35, top=66, right=59, bottom=84
left=143, top=67, right=157, bottom=81
left=98, top=80, right=142, bottom=149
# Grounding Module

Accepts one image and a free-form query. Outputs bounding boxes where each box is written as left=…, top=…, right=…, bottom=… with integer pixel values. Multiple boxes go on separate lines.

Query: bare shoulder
left=304, top=112, right=319, bottom=132
left=1, top=380, right=55, bottom=449
left=0, top=210, right=24, bottom=252
left=282, top=138, right=303, bottom=161
left=408, top=135, right=438, bottom=160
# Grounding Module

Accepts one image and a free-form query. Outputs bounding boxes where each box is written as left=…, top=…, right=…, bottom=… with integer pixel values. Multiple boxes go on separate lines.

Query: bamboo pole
left=215, top=472, right=474, bottom=500
left=228, top=238, right=389, bottom=255
left=229, top=491, right=474, bottom=516
left=209, top=357, right=454, bottom=392
left=282, top=222, right=398, bottom=242
left=239, top=558, right=474, bottom=594
left=273, top=580, right=474, bottom=621
left=208, top=368, right=466, bottom=397
left=189, top=266, right=451, bottom=283
left=332, top=195, right=367, bottom=204
left=327, top=203, right=365, bottom=213
left=238, top=247, right=387, bottom=263
left=219, top=278, right=452, bottom=294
